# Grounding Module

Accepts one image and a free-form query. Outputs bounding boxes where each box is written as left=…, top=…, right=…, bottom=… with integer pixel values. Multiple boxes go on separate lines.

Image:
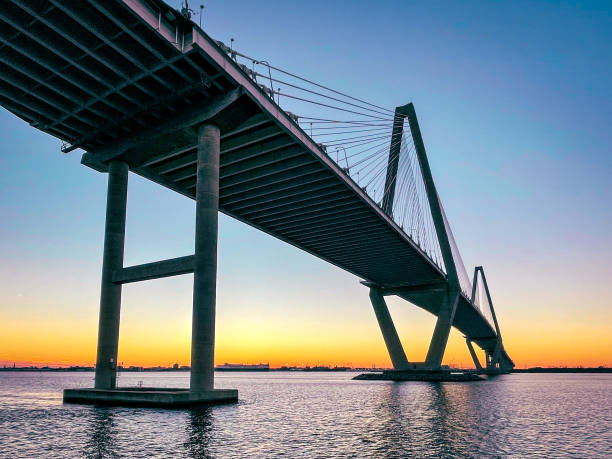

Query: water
left=0, top=372, right=610, bottom=458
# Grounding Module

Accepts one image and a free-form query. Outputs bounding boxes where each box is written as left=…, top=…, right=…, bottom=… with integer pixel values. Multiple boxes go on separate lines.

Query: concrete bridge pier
left=424, top=289, right=460, bottom=369
left=466, top=338, right=484, bottom=371
left=486, top=344, right=511, bottom=373
left=94, top=160, right=129, bottom=390
left=369, top=287, right=409, bottom=370
left=191, top=123, right=221, bottom=392
left=65, top=123, right=237, bottom=406
left=358, top=286, right=485, bottom=381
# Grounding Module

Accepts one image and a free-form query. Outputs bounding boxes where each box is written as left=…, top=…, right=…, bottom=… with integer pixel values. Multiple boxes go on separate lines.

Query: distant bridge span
left=0, top=0, right=512, bottom=403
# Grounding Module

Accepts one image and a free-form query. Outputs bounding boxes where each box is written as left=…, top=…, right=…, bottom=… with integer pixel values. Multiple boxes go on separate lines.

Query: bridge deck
left=0, top=0, right=505, bottom=352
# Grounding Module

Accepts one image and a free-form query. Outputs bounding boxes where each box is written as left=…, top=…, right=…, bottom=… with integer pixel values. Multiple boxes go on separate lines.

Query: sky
left=1, top=0, right=611, bottom=369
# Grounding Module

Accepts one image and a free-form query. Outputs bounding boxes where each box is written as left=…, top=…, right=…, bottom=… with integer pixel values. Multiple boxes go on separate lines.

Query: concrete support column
left=466, top=338, right=483, bottom=371
left=190, top=123, right=220, bottom=392
left=425, top=289, right=460, bottom=369
left=369, top=288, right=409, bottom=370
left=94, top=160, right=129, bottom=389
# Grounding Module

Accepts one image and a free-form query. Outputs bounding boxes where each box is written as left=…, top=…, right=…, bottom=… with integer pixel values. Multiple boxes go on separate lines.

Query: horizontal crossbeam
left=82, top=87, right=244, bottom=168
left=378, top=281, right=448, bottom=296
left=112, top=255, right=194, bottom=284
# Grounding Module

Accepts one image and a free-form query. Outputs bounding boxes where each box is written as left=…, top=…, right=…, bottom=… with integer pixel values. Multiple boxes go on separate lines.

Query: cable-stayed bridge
left=0, top=0, right=513, bottom=405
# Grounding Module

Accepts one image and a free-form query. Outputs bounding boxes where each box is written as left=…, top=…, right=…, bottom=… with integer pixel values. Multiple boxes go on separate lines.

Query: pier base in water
left=353, top=370, right=483, bottom=382
left=63, top=387, right=238, bottom=407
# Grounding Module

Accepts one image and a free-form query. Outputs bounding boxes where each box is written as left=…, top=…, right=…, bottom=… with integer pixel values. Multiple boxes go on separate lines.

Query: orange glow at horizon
left=2, top=306, right=610, bottom=369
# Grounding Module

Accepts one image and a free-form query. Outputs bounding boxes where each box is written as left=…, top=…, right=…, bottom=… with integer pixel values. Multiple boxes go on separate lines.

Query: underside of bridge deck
left=0, top=0, right=446, bottom=289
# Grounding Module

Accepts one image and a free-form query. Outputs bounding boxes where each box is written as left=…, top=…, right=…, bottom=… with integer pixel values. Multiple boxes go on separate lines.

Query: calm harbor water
left=0, top=371, right=610, bottom=458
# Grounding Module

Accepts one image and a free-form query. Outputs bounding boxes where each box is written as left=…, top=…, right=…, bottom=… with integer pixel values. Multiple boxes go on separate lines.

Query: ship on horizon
left=215, top=363, right=270, bottom=371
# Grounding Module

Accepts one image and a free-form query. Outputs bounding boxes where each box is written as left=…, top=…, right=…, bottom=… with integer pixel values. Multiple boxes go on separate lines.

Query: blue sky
left=1, top=0, right=610, bottom=367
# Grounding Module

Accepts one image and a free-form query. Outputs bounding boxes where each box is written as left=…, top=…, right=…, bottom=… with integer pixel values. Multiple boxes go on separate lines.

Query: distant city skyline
left=1, top=0, right=611, bottom=370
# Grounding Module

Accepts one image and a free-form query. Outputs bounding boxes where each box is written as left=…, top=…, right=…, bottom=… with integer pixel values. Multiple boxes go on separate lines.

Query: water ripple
left=0, top=372, right=610, bottom=457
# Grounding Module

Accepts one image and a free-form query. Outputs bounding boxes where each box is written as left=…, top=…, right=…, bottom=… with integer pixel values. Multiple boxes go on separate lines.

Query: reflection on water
left=77, top=400, right=216, bottom=458
left=85, top=408, right=117, bottom=459
left=378, top=382, right=464, bottom=456
left=186, top=407, right=214, bottom=459
left=0, top=372, right=610, bottom=457
left=427, top=384, right=455, bottom=454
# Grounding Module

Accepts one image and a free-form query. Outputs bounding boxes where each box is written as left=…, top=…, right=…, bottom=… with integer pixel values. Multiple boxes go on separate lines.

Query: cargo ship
left=215, top=363, right=270, bottom=371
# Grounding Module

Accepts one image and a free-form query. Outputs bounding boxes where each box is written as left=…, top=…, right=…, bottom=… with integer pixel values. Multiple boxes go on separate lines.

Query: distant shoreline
left=1, top=366, right=610, bottom=373
left=511, top=367, right=611, bottom=373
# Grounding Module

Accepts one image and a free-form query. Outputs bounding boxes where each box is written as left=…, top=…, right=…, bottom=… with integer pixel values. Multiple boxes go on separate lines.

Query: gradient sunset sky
left=1, top=0, right=610, bottom=369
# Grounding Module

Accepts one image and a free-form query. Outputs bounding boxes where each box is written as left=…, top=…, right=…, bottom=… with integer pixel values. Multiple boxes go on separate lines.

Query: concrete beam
left=221, top=125, right=287, bottom=156
left=229, top=185, right=346, bottom=217
left=164, top=141, right=303, bottom=184
left=221, top=113, right=271, bottom=140
left=139, top=114, right=271, bottom=169
left=279, top=217, right=379, bottom=242
left=219, top=146, right=307, bottom=181
left=225, top=180, right=340, bottom=212
left=0, top=34, right=126, bottom=114
left=242, top=189, right=351, bottom=220
left=306, top=235, right=404, bottom=254
left=0, top=7, right=133, bottom=106
left=155, top=136, right=294, bottom=177
left=0, top=86, right=79, bottom=139
left=0, top=70, right=98, bottom=129
left=47, top=0, right=174, bottom=91
left=251, top=199, right=358, bottom=225
left=13, top=0, right=155, bottom=99
left=112, top=255, right=195, bottom=284
left=361, top=281, right=448, bottom=296
left=267, top=207, right=373, bottom=234
left=221, top=174, right=334, bottom=207
left=283, top=221, right=381, bottom=243
left=220, top=166, right=325, bottom=197
left=217, top=159, right=317, bottom=190
left=90, top=0, right=194, bottom=82
left=317, top=247, right=417, bottom=266
left=82, top=88, right=244, bottom=168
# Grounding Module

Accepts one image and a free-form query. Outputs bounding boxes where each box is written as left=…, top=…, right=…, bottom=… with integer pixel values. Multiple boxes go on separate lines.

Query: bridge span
left=0, top=0, right=512, bottom=405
